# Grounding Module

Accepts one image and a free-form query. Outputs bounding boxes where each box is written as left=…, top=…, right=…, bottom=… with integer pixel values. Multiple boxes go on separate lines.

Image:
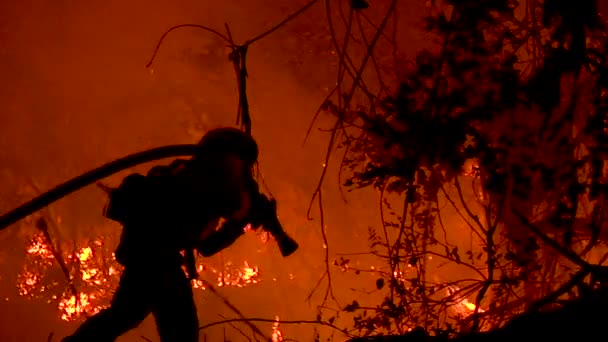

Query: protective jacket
left=105, top=159, right=246, bottom=268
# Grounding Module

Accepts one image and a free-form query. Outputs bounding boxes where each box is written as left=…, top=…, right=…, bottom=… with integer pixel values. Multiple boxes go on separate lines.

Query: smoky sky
left=0, top=1, right=460, bottom=341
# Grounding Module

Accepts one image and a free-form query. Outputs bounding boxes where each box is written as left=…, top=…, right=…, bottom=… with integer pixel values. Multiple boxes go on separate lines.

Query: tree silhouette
left=308, top=0, right=608, bottom=339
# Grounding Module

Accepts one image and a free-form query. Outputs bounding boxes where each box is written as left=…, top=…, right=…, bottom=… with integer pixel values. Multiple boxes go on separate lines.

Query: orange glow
left=447, top=286, right=485, bottom=315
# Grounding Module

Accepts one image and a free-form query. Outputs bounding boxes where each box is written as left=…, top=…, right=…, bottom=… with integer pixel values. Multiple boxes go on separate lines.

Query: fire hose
left=0, top=144, right=298, bottom=256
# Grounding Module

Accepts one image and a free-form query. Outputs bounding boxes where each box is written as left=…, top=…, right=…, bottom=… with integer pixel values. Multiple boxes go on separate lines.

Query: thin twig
left=438, top=183, right=485, bottom=243
left=218, top=313, right=254, bottom=342
left=302, top=85, right=339, bottom=146
left=319, top=190, right=338, bottom=304
left=305, top=0, right=399, bottom=310
left=306, top=270, right=328, bottom=303
left=355, top=12, right=391, bottom=96
left=200, top=318, right=354, bottom=338
left=454, top=178, right=487, bottom=234
left=307, top=0, right=398, bottom=219
left=513, top=210, right=591, bottom=269
left=528, top=267, right=590, bottom=312
left=145, top=24, right=233, bottom=68
left=35, top=218, right=81, bottom=313
left=199, top=279, right=269, bottom=341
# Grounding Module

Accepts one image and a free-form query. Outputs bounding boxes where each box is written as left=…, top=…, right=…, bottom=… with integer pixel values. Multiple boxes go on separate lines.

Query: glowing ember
left=217, top=261, right=261, bottom=287
left=271, top=315, right=284, bottom=342
left=26, top=233, right=54, bottom=259
left=77, top=247, right=93, bottom=262
left=191, top=279, right=207, bottom=290
left=17, top=271, right=40, bottom=296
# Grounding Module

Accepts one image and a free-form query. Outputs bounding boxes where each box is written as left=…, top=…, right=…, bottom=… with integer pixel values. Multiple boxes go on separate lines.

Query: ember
left=26, top=234, right=54, bottom=260
left=271, top=315, right=284, bottom=342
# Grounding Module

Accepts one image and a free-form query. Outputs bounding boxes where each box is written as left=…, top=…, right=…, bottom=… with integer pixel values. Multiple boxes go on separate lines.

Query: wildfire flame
left=18, top=233, right=121, bottom=321
left=58, top=293, right=97, bottom=321
left=217, top=261, right=261, bottom=287
left=447, top=286, right=485, bottom=315
left=18, top=232, right=263, bottom=321
left=77, top=247, right=93, bottom=262
left=462, top=300, right=481, bottom=312
left=26, top=234, right=54, bottom=259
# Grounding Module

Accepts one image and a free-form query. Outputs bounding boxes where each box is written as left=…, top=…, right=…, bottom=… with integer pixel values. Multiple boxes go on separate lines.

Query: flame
left=81, top=268, right=98, bottom=281
left=191, top=260, right=262, bottom=289
left=19, top=232, right=263, bottom=322
left=463, top=301, right=478, bottom=311
left=242, top=261, right=257, bottom=281
left=18, top=233, right=121, bottom=321
left=446, top=286, right=485, bottom=315
left=77, top=247, right=93, bottom=262
left=217, top=261, right=261, bottom=287
left=58, top=293, right=100, bottom=321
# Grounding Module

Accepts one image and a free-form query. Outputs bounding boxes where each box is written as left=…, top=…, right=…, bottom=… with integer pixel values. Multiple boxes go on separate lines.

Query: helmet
left=194, top=127, right=258, bottom=165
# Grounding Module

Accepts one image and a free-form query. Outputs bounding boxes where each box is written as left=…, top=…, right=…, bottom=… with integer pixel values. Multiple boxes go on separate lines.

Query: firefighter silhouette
left=62, top=128, right=260, bottom=342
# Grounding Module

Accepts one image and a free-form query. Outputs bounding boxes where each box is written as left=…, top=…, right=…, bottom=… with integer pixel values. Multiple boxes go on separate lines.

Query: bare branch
left=199, top=318, right=354, bottom=338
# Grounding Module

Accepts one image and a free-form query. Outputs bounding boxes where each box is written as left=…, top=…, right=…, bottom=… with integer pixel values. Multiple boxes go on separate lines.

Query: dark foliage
left=316, top=0, right=608, bottom=338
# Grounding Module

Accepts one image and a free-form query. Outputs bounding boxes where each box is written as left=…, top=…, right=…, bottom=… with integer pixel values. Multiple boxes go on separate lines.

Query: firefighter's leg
left=62, top=270, right=151, bottom=342
left=151, top=267, right=199, bottom=342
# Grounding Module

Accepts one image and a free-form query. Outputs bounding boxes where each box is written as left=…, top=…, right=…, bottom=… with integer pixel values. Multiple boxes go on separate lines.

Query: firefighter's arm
left=197, top=182, right=254, bottom=257
left=196, top=220, right=248, bottom=257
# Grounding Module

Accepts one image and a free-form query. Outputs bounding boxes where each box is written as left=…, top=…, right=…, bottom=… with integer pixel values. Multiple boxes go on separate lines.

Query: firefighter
left=62, top=127, right=260, bottom=342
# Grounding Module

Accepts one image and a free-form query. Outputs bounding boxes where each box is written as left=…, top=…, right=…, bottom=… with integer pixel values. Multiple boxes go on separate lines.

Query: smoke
left=0, top=0, right=440, bottom=341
